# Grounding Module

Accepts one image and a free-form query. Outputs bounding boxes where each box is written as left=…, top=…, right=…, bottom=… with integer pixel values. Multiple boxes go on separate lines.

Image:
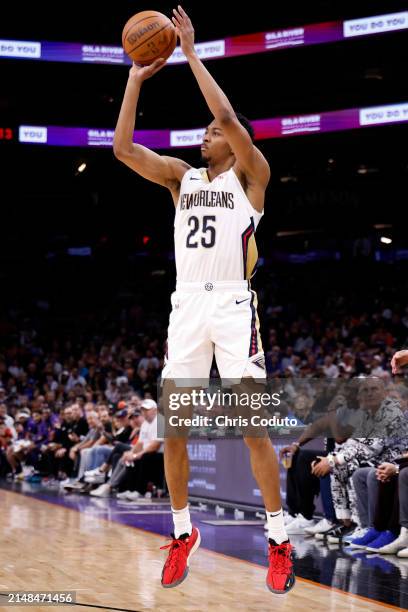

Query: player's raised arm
left=172, top=6, right=270, bottom=191
left=113, top=61, right=190, bottom=196
left=391, top=349, right=408, bottom=374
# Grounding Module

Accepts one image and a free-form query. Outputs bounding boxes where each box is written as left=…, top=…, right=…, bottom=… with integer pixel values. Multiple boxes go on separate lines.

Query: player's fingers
left=178, top=5, right=189, bottom=19
left=173, top=8, right=183, bottom=23
left=172, top=21, right=181, bottom=39
left=151, top=61, right=166, bottom=75
left=172, top=17, right=183, bottom=32
left=152, top=57, right=166, bottom=67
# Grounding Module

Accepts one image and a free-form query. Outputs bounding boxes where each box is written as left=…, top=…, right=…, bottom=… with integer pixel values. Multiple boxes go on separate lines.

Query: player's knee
left=243, top=435, right=270, bottom=451
left=164, top=437, right=188, bottom=453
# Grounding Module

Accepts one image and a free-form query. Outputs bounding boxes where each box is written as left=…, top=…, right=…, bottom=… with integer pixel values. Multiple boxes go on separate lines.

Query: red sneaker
left=160, top=527, right=201, bottom=588
left=266, top=539, right=295, bottom=595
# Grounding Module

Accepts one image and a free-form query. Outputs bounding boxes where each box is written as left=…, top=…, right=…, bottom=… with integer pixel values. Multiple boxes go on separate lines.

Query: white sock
left=267, top=508, right=288, bottom=544
left=172, top=505, right=192, bottom=538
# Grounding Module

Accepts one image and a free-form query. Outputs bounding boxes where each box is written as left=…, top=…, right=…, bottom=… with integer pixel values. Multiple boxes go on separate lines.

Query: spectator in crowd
left=349, top=454, right=408, bottom=553
left=278, top=384, right=359, bottom=537
left=66, top=368, right=87, bottom=392
left=63, top=410, right=102, bottom=487
left=90, top=399, right=164, bottom=498
left=47, top=405, right=89, bottom=479
left=322, top=356, right=339, bottom=379
left=84, top=408, right=144, bottom=487
left=0, top=403, right=14, bottom=430
left=0, top=415, right=13, bottom=476
left=311, top=377, right=408, bottom=544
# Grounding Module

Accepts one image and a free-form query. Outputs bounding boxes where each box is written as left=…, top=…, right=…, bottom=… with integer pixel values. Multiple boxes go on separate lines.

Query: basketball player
left=113, top=5, right=295, bottom=595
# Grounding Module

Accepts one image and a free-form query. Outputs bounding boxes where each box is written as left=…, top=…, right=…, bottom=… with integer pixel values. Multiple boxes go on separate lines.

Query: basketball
left=122, top=10, right=177, bottom=65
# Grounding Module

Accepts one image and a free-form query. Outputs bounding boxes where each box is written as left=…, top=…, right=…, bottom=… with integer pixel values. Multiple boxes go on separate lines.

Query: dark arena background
left=1, top=1, right=408, bottom=611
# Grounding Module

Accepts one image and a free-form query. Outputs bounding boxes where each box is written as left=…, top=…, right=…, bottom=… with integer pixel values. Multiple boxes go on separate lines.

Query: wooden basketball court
left=0, top=489, right=403, bottom=612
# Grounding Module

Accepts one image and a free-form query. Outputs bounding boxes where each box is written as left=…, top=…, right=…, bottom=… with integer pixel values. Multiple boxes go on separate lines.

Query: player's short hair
left=235, top=112, right=255, bottom=142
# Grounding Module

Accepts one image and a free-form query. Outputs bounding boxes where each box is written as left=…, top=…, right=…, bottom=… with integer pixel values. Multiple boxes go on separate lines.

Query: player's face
left=200, top=121, right=232, bottom=164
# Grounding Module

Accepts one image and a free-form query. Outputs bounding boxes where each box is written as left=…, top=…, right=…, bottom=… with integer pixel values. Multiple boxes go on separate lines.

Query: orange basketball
left=122, top=10, right=177, bottom=65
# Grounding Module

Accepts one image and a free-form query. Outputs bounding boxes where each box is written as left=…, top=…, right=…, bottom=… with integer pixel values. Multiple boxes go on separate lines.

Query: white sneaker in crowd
left=343, top=525, right=370, bottom=546
left=284, top=511, right=296, bottom=525
left=85, top=472, right=105, bottom=484
left=378, top=527, right=408, bottom=554
left=62, top=479, right=84, bottom=490
left=116, top=490, right=133, bottom=499
left=125, top=491, right=142, bottom=501
left=90, top=483, right=111, bottom=497
left=304, top=518, right=335, bottom=536
left=286, top=514, right=315, bottom=534
left=84, top=468, right=101, bottom=477
left=263, top=510, right=295, bottom=530
left=59, top=478, right=72, bottom=487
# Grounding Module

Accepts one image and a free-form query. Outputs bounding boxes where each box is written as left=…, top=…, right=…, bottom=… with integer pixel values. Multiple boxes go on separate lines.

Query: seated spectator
left=0, top=403, right=15, bottom=430
left=0, top=415, right=13, bottom=476
left=311, top=377, right=408, bottom=544
left=76, top=408, right=130, bottom=489
left=84, top=408, right=144, bottom=485
left=66, top=368, right=87, bottom=392
left=6, top=410, right=46, bottom=477
left=349, top=453, right=408, bottom=554
left=91, top=399, right=164, bottom=498
left=278, top=387, right=356, bottom=537
left=63, top=411, right=102, bottom=487
left=45, top=404, right=89, bottom=479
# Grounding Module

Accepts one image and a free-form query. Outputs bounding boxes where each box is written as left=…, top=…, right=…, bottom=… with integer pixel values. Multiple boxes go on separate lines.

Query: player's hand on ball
left=172, top=5, right=195, bottom=57
left=129, top=59, right=167, bottom=82
left=391, top=349, right=408, bottom=374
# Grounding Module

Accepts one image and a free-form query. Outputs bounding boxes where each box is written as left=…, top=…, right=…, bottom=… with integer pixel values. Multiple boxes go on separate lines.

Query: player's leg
left=213, top=285, right=295, bottom=594
left=237, top=378, right=295, bottom=595
left=244, top=430, right=282, bottom=514
left=160, top=289, right=212, bottom=587
left=160, top=378, right=205, bottom=588
left=162, top=378, right=193, bottom=528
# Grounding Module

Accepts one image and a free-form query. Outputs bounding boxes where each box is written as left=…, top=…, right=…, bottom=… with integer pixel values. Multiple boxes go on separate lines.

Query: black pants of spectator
left=0, top=449, right=11, bottom=477
left=35, top=449, right=55, bottom=476
left=374, top=464, right=408, bottom=535
left=374, top=476, right=400, bottom=535
left=108, top=442, right=131, bottom=472
left=119, top=453, right=164, bottom=494
left=286, top=449, right=323, bottom=520
left=52, top=450, right=74, bottom=477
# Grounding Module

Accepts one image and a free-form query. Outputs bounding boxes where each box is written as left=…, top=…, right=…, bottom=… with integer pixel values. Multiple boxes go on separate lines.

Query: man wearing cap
left=90, top=399, right=163, bottom=498
left=85, top=408, right=144, bottom=489
left=119, top=399, right=164, bottom=497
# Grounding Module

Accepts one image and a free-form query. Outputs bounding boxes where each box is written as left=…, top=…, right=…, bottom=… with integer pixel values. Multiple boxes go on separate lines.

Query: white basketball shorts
left=161, top=280, right=266, bottom=381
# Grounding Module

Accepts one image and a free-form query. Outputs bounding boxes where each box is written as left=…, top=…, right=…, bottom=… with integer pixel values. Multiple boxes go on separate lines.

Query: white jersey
left=174, top=167, right=263, bottom=282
